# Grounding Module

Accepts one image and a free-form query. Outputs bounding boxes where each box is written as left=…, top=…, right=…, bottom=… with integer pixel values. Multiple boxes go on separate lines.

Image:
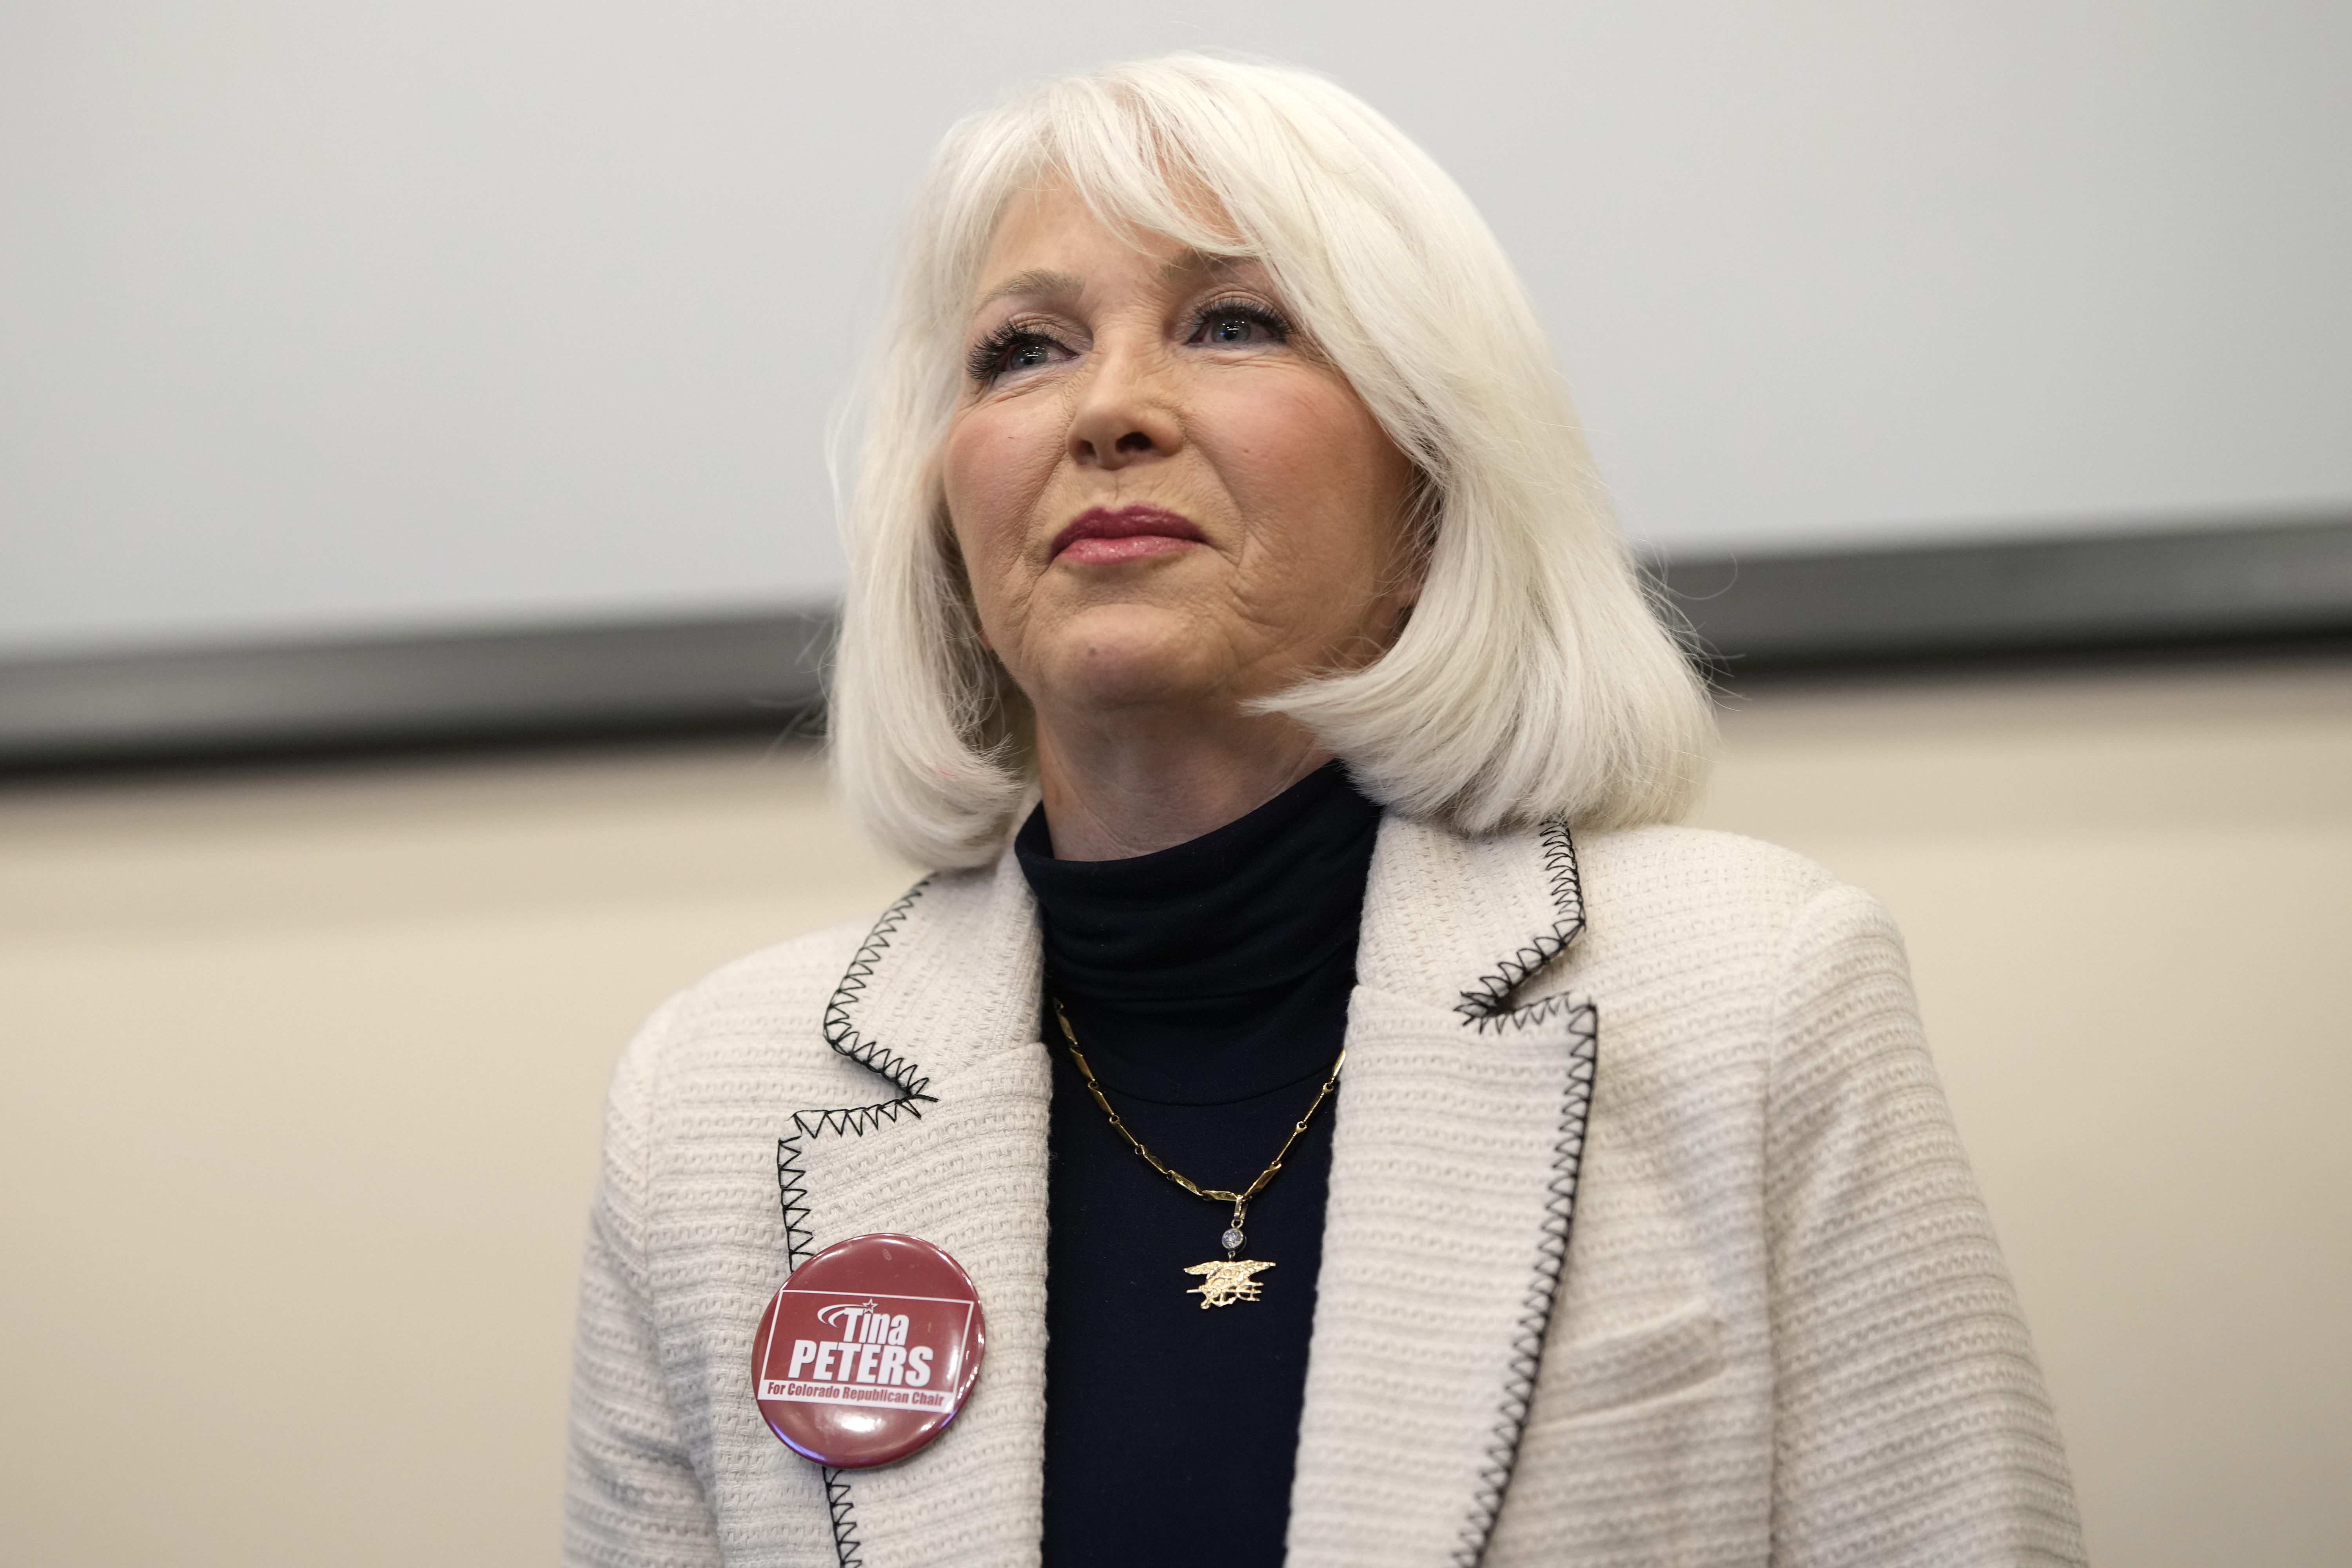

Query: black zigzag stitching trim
left=820, top=1466, right=864, bottom=1568
left=778, top=877, right=946, bottom=1568
left=777, top=1133, right=873, bottom=1568
left=1483, top=991, right=1587, bottom=1033
left=1456, top=821, right=1588, bottom=1029
left=789, top=1101, right=928, bottom=1139
left=1451, top=1004, right=1599, bottom=1566
left=779, top=1128, right=895, bottom=1568
left=818, top=877, right=942, bottom=1110
left=775, top=1136, right=816, bottom=1269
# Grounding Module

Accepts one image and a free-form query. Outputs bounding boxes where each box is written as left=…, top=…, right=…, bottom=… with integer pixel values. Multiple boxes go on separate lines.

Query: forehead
left=967, top=180, right=1258, bottom=311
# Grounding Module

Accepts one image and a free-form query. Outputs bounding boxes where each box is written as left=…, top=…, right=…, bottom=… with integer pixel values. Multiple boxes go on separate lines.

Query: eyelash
left=964, top=297, right=1294, bottom=384
left=1189, top=297, right=1291, bottom=347
left=965, top=320, right=1059, bottom=383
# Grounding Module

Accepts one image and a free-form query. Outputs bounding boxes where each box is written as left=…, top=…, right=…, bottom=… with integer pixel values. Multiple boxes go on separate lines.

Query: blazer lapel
left=775, top=853, right=1051, bottom=1568
left=770, top=816, right=1596, bottom=1568
left=1287, top=817, right=1598, bottom=1568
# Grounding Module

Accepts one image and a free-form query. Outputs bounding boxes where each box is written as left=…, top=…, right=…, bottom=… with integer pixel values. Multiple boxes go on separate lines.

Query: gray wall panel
left=10, top=524, right=2347, bottom=769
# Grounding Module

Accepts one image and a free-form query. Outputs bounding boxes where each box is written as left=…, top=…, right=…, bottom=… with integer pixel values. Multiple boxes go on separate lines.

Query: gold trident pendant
left=1054, top=1007, right=1343, bottom=1312
left=1184, top=1258, right=1275, bottom=1308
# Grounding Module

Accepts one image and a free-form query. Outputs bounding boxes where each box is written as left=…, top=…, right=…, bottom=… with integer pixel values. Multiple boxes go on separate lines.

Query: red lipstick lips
left=1049, top=505, right=1206, bottom=565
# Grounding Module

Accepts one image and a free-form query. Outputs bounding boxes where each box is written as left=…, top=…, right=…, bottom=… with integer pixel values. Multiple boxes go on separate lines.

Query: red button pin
left=751, top=1232, right=987, bottom=1468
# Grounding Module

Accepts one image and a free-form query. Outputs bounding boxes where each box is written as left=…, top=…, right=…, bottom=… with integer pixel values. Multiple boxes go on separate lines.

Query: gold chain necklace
left=1052, top=998, right=1345, bottom=1309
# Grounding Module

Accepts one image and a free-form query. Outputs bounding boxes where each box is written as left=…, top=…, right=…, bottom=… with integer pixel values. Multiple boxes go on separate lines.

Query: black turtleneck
left=1016, top=761, right=1382, bottom=1568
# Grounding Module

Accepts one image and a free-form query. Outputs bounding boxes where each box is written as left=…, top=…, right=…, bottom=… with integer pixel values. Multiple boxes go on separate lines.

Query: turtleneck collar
left=1015, top=760, right=1382, bottom=1103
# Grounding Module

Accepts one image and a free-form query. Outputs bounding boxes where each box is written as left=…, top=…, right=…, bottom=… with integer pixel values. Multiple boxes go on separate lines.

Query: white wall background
left=4, top=0, right=2348, bottom=655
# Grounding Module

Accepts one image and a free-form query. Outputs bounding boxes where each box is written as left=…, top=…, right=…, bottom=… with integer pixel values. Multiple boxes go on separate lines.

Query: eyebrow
left=969, top=268, right=1083, bottom=314
left=967, top=252, right=1262, bottom=317
left=1159, top=248, right=1250, bottom=285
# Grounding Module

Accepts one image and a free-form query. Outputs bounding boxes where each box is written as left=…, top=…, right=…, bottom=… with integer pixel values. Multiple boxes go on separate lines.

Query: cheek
left=941, top=405, right=1058, bottom=593
left=1218, top=380, right=1414, bottom=584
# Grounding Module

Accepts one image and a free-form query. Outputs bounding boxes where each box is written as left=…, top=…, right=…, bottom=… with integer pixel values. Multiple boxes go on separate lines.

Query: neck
left=1032, top=708, right=1332, bottom=861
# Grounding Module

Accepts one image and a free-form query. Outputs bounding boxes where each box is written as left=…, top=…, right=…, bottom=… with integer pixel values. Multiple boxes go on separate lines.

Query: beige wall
left=2, top=658, right=2346, bottom=1565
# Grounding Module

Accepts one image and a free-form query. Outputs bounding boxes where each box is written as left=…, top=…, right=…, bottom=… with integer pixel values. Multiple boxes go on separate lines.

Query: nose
left=1066, top=337, right=1182, bottom=470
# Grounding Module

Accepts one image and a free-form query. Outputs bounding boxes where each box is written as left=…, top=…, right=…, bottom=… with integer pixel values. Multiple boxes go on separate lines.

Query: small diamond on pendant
left=1221, top=1226, right=1246, bottom=1253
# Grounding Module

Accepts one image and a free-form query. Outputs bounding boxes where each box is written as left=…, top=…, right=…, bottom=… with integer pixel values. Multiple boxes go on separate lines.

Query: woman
left=566, top=54, right=2083, bottom=1568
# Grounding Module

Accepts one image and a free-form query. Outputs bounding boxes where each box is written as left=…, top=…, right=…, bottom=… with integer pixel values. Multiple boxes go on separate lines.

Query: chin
left=1038, top=612, right=1228, bottom=710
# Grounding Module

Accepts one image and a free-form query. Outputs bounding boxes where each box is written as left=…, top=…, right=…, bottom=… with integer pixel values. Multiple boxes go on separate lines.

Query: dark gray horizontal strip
left=1654, top=513, right=2352, bottom=668
left=0, top=609, right=833, bottom=768
left=4, top=517, right=2348, bottom=769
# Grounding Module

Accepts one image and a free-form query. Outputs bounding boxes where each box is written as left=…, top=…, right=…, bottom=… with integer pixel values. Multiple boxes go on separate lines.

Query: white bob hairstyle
left=831, top=53, right=1715, bottom=870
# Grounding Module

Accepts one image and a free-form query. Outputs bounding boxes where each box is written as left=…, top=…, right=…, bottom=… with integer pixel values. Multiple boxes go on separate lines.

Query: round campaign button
left=751, top=1232, right=987, bottom=1469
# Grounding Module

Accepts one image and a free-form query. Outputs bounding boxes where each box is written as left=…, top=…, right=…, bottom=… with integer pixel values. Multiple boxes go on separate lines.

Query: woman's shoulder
left=1564, top=822, right=1898, bottom=992
left=604, top=891, right=934, bottom=1116
left=655, top=915, right=877, bottom=1033
left=1535, top=826, right=1920, bottom=1129
left=1574, top=822, right=1844, bottom=909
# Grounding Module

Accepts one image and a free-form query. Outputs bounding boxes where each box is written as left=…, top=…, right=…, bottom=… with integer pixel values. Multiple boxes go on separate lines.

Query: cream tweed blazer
left=565, top=816, right=2085, bottom=1567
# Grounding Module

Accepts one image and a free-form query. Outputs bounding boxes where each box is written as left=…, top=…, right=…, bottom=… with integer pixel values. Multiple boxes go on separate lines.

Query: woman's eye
left=1190, top=306, right=1287, bottom=348
left=1002, top=338, right=1053, bottom=372
left=971, top=330, right=1063, bottom=382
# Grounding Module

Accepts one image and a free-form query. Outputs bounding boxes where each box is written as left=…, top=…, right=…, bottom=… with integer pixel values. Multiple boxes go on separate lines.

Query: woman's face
left=941, top=183, right=1421, bottom=730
